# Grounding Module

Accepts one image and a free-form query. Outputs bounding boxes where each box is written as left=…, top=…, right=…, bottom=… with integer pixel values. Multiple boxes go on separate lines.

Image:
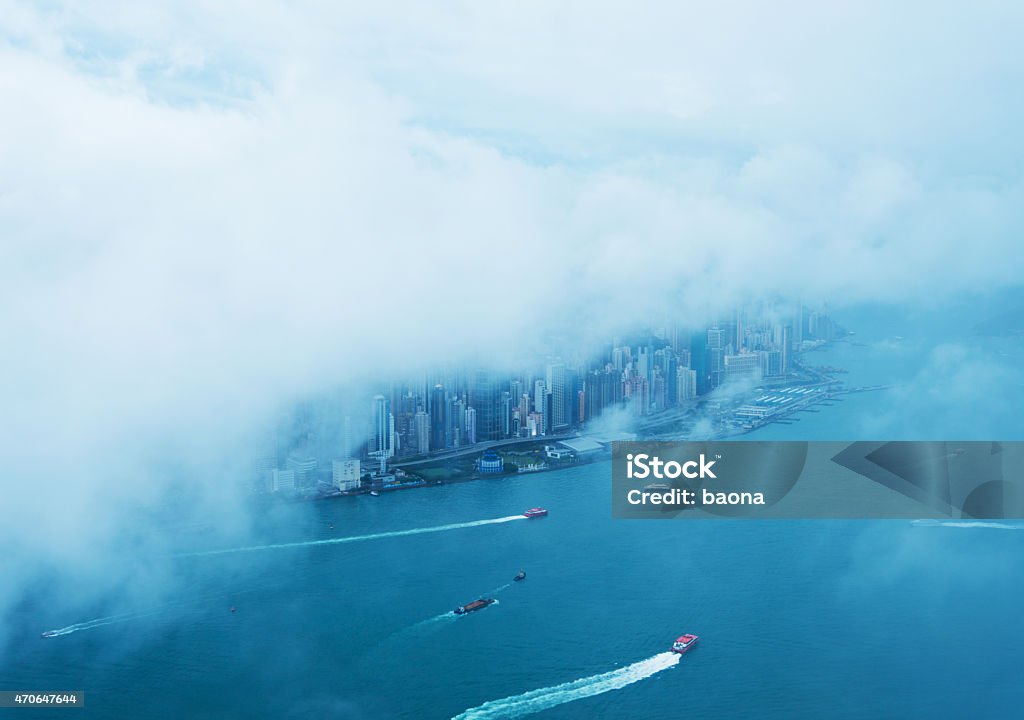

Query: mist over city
left=2, top=3, right=1024, bottom=717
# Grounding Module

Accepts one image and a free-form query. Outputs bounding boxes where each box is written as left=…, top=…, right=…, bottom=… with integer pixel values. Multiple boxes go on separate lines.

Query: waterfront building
left=477, top=450, right=504, bottom=473
left=271, top=468, right=296, bottom=493
left=724, top=353, right=761, bottom=382
left=332, top=458, right=361, bottom=491
left=287, top=452, right=319, bottom=487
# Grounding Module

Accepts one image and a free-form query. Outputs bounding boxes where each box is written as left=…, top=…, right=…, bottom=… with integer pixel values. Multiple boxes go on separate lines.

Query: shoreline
left=268, top=334, right=894, bottom=503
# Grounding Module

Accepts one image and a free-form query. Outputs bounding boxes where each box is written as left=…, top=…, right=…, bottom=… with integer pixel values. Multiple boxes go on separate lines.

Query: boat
left=523, top=507, right=548, bottom=518
left=671, top=634, right=699, bottom=654
left=369, top=491, right=380, bottom=497
left=40, top=631, right=58, bottom=639
left=513, top=568, right=526, bottom=582
left=454, top=598, right=496, bottom=615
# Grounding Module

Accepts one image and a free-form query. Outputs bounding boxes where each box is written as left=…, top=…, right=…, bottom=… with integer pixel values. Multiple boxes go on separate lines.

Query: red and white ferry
left=523, top=507, right=548, bottom=518
left=671, top=634, right=699, bottom=654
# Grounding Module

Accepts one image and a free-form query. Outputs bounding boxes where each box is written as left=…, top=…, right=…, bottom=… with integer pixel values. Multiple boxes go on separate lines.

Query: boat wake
left=39, top=578, right=293, bottom=639
left=402, top=610, right=458, bottom=633
left=911, top=519, right=1024, bottom=530
left=182, top=515, right=528, bottom=557
left=451, top=651, right=681, bottom=719
left=41, top=609, right=162, bottom=638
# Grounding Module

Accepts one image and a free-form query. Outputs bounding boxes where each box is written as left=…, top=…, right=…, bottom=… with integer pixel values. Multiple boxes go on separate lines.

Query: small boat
left=40, top=631, right=58, bottom=639
left=671, top=634, right=699, bottom=654
left=369, top=491, right=380, bottom=497
left=514, top=569, right=526, bottom=582
left=230, top=607, right=236, bottom=613
left=454, top=598, right=496, bottom=615
left=523, top=507, right=548, bottom=518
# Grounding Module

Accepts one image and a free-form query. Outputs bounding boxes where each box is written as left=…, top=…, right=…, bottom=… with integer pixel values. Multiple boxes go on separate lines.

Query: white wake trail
left=181, top=515, right=528, bottom=557
left=451, top=652, right=682, bottom=719
left=43, top=609, right=163, bottom=637
left=912, top=519, right=1024, bottom=530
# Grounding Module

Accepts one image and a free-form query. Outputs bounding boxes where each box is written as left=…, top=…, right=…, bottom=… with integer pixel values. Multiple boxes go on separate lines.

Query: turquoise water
left=7, top=295, right=1024, bottom=718
left=8, top=466, right=1024, bottom=719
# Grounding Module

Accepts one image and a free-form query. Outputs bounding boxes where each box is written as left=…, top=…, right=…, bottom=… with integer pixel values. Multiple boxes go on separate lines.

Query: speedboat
left=369, top=491, right=380, bottom=497
left=523, top=507, right=548, bottom=518
left=513, top=569, right=526, bottom=582
left=671, top=634, right=699, bottom=654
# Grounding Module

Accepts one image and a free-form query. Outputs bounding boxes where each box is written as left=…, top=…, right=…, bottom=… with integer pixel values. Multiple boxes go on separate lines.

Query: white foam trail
left=912, top=519, right=1024, bottom=530
left=451, top=652, right=682, bottom=719
left=42, top=609, right=163, bottom=637
left=40, top=580, right=290, bottom=638
left=181, top=515, right=528, bottom=557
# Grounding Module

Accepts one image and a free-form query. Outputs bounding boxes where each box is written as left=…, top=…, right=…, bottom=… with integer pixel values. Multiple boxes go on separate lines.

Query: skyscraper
left=533, top=380, right=546, bottom=435
left=470, top=370, right=501, bottom=441
left=464, top=406, right=477, bottom=444
left=781, top=325, right=792, bottom=375
left=690, top=331, right=710, bottom=395
left=545, top=361, right=567, bottom=431
left=430, top=384, right=446, bottom=450
left=414, top=410, right=430, bottom=454
left=370, top=394, right=394, bottom=472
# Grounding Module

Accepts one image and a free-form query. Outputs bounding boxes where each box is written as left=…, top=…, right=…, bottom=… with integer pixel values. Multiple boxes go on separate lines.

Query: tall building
left=759, top=350, right=782, bottom=377
left=690, top=331, right=710, bottom=395
left=341, top=416, right=353, bottom=458
left=677, top=367, right=697, bottom=403
left=545, top=361, right=567, bottom=431
left=519, top=393, right=531, bottom=436
left=414, top=410, right=430, bottom=453
left=430, top=384, right=446, bottom=450
left=782, top=325, right=792, bottom=375
left=533, top=380, right=547, bottom=435
left=464, top=406, right=477, bottom=444
left=370, top=394, right=394, bottom=473
left=471, top=370, right=502, bottom=441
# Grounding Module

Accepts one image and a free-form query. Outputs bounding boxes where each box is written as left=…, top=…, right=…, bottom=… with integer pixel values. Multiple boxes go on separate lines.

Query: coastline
left=266, top=333, right=894, bottom=504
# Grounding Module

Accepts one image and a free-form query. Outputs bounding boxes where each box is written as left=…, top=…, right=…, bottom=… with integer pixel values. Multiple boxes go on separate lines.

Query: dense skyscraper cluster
left=257, top=304, right=839, bottom=490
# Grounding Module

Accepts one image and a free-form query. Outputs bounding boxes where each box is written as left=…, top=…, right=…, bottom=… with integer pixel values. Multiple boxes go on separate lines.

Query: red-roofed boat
left=671, top=634, right=699, bottom=654
left=523, top=508, right=548, bottom=518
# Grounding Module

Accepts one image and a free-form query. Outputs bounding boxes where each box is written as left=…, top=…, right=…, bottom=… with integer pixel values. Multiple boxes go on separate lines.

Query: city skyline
left=256, top=302, right=842, bottom=494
